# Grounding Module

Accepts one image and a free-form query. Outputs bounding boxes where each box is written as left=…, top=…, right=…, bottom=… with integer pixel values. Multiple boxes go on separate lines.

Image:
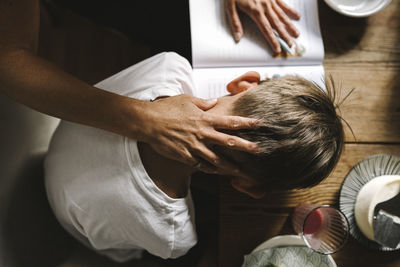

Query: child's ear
left=231, top=177, right=266, bottom=199
left=227, top=71, right=260, bottom=95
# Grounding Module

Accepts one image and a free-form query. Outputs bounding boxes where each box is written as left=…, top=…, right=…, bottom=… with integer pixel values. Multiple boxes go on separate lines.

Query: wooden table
left=219, top=1, right=400, bottom=266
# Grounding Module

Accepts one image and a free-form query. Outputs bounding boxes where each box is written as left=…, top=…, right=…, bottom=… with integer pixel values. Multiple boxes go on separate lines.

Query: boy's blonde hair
left=228, top=75, right=344, bottom=189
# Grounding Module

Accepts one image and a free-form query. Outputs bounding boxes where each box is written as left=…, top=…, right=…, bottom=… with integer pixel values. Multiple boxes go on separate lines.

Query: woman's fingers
left=276, top=0, right=300, bottom=20
left=210, top=114, right=259, bottom=130
left=225, top=0, right=244, bottom=41
left=271, top=0, right=299, bottom=38
left=146, top=94, right=260, bottom=177
left=225, top=0, right=300, bottom=53
left=153, top=132, right=251, bottom=177
left=203, top=127, right=259, bottom=153
left=263, top=1, right=293, bottom=47
left=190, top=145, right=244, bottom=175
left=245, top=6, right=281, bottom=53
left=197, top=112, right=260, bottom=154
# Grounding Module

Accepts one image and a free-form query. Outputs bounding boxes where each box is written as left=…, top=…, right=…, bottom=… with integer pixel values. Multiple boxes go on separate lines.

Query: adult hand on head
left=142, top=94, right=259, bottom=176
left=225, top=0, right=300, bottom=53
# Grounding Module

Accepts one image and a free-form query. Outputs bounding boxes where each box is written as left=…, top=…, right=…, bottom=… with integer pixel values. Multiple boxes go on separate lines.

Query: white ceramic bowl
left=354, top=175, right=400, bottom=241
left=324, top=0, right=392, bottom=17
left=247, top=235, right=337, bottom=267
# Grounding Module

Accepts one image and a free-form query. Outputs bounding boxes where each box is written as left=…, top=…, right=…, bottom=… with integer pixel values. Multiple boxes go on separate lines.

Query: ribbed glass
left=292, top=204, right=349, bottom=254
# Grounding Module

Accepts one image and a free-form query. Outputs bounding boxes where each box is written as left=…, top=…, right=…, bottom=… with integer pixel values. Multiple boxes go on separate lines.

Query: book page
left=190, top=0, right=324, bottom=68
left=192, top=65, right=325, bottom=99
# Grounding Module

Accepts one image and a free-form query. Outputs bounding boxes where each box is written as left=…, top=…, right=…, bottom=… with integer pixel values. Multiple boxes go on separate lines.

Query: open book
left=189, top=0, right=324, bottom=99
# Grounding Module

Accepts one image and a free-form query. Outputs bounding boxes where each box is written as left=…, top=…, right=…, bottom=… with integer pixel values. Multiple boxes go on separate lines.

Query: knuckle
left=191, top=144, right=204, bottom=155
left=252, top=143, right=261, bottom=152
left=261, top=0, right=270, bottom=8
left=227, top=137, right=236, bottom=147
left=264, top=27, right=275, bottom=37
left=276, top=24, right=286, bottom=33
left=230, top=118, right=241, bottom=129
left=191, top=122, right=202, bottom=134
left=195, top=129, right=207, bottom=140
left=248, top=0, right=262, bottom=13
left=248, top=5, right=258, bottom=13
left=280, top=16, right=291, bottom=25
left=198, top=112, right=210, bottom=123
left=253, top=9, right=265, bottom=19
left=233, top=19, right=241, bottom=29
left=258, top=17, right=272, bottom=32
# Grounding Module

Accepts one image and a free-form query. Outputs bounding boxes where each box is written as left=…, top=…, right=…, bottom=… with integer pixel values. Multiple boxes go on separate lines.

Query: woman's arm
left=0, top=0, right=134, bottom=135
left=0, top=0, right=259, bottom=176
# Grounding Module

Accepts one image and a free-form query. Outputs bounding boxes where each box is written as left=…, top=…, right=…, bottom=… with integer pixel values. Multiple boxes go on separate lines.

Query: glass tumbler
left=291, top=204, right=349, bottom=254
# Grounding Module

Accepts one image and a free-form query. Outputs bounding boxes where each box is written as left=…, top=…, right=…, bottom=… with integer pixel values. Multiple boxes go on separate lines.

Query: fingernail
left=275, top=46, right=282, bottom=54
left=234, top=32, right=242, bottom=42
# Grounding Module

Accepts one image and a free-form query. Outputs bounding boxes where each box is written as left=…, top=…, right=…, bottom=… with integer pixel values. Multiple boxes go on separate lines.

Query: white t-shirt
left=44, top=52, right=197, bottom=262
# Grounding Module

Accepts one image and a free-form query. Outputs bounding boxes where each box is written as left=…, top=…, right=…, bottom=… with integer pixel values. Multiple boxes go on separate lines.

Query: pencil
left=273, top=31, right=295, bottom=56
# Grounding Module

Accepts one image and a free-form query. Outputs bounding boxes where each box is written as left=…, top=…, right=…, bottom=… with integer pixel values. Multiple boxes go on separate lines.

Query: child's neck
left=137, top=142, right=194, bottom=198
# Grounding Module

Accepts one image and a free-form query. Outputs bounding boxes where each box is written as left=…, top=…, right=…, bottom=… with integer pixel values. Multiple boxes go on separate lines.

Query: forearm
left=0, top=47, right=150, bottom=140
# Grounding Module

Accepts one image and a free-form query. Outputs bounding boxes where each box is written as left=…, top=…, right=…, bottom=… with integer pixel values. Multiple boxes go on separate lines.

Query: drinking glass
left=291, top=204, right=349, bottom=254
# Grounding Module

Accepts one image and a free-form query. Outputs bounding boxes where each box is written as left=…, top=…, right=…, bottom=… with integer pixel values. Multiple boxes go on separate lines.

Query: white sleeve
left=94, top=52, right=196, bottom=101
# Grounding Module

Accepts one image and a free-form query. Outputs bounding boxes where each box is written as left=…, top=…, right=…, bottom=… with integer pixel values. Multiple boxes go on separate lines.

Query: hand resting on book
left=225, top=0, right=300, bottom=53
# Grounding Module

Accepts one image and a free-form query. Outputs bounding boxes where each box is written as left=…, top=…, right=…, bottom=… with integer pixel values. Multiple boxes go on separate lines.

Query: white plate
left=324, top=0, right=392, bottom=17
left=252, top=235, right=305, bottom=252
left=339, top=154, right=400, bottom=251
left=251, top=235, right=336, bottom=267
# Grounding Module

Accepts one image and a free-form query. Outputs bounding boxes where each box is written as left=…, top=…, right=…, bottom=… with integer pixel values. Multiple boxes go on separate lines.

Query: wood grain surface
left=219, top=1, right=400, bottom=266
left=322, top=1, right=400, bottom=142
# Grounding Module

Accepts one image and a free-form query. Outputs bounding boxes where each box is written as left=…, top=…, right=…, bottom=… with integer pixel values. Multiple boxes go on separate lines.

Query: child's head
left=215, top=72, right=344, bottom=198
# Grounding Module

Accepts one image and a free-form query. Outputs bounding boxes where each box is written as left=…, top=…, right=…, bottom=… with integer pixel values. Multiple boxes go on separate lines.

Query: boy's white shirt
left=44, top=52, right=198, bottom=262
